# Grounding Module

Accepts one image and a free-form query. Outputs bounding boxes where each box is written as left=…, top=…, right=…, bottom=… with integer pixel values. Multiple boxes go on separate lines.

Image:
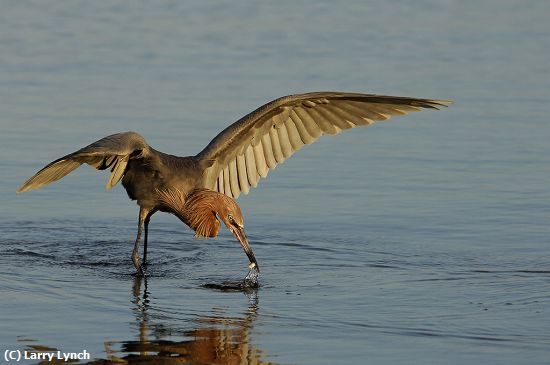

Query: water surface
left=1, top=1, right=549, bottom=364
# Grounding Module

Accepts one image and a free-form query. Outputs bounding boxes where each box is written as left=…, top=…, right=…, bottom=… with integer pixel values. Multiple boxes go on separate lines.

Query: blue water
left=1, top=1, right=549, bottom=364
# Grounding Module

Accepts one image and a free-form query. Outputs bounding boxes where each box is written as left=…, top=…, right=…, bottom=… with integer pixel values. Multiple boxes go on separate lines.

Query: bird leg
left=132, top=207, right=151, bottom=275
left=142, top=208, right=157, bottom=268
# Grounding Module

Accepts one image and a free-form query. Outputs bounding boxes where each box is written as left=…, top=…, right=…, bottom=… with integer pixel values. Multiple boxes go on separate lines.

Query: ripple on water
left=202, top=267, right=260, bottom=292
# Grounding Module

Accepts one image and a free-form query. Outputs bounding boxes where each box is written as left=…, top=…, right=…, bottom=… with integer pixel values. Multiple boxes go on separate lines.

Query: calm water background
left=1, top=1, right=549, bottom=364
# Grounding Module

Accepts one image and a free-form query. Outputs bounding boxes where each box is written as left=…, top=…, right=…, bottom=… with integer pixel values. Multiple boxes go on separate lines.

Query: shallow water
left=1, top=1, right=550, bottom=364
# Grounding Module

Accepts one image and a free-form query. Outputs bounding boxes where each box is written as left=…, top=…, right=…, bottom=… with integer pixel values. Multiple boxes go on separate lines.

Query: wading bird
left=17, top=92, right=450, bottom=276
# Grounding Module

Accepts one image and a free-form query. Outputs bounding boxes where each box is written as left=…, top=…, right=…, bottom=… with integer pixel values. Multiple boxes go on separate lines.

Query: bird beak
left=230, top=224, right=260, bottom=272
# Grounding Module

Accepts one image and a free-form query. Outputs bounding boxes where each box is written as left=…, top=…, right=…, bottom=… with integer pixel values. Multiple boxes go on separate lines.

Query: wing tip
left=16, top=180, right=39, bottom=193
left=427, top=99, right=453, bottom=109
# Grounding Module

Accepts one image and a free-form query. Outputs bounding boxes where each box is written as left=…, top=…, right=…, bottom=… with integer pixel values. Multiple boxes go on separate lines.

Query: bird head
left=214, top=195, right=259, bottom=272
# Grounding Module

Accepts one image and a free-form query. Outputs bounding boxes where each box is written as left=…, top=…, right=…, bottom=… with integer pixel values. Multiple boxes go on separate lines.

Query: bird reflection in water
left=20, top=275, right=276, bottom=365
left=105, top=275, right=272, bottom=364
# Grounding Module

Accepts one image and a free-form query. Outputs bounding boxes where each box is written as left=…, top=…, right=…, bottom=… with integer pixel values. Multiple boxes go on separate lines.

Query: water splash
left=243, top=267, right=260, bottom=288
left=202, top=267, right=260, bottom=292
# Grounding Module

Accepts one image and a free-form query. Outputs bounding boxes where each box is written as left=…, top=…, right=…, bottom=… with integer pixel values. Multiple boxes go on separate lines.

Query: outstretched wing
left=17, top=131, right=150, bottom=193
left=196, top=92, right=451, bottom=199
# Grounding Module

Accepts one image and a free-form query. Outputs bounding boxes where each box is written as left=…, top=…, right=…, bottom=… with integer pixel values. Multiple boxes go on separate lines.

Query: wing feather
left=17, top=131, right=149, bottom=193
left=276, top=123, right=293, bottom=158
left=323, top=104, right=362, bottom=127
left=261, top=132, right=277, bottom=168
left=223, top=164, right=232, bottom=197
left=229, top=157, right=240, bottom=198
left=197, top=92, right=451, bottom=198
left=294, top=107, right=323, bottom=138
left=269, top=127, right=285, bottom=163
left=307, top=106, right=341, bottom=135
left=245, top=145, right=259, bottom=188
left=284, top=117, right=305, bottom=151
left=337, top=103, right=375, bottom=125
left=341, top=101, right=389, bottom=121
left=106, top=155, right=129, bottom=190
left=253, top=142, right=269, bottom=178
left=218, top=169, right=225, bottom=195
left=289, top=110, right=317, bottom=144
left=320, top=105, right=358, bottom=129
left=237, top=153, right=250, bottom=195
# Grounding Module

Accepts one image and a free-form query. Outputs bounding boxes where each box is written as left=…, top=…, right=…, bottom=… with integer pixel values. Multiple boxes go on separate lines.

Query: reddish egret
left=17, top=92, right=450, bottom=275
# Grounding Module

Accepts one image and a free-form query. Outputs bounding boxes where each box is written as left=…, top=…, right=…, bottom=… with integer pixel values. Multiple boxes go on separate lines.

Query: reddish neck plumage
left=155, top=187, right=258, bottom=271
left=156, top=188, right=225, bottom=238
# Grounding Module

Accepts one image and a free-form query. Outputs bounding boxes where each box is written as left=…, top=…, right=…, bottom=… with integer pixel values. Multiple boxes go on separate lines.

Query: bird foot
left=132, top=252, right=148, bottom=276
left=135, top=263, right=148, bottom=277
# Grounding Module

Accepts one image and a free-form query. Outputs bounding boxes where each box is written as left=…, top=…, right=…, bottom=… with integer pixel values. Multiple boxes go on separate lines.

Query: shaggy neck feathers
left=156, top=188, right=222, bottom=238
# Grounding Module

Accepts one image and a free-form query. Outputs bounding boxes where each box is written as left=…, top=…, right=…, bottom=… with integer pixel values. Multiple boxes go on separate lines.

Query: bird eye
left=228, top=214, right=233, bottom=221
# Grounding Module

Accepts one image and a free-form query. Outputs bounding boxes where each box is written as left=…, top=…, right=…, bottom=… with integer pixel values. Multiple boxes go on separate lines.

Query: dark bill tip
left=232, top=226, right=260, bottom=273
